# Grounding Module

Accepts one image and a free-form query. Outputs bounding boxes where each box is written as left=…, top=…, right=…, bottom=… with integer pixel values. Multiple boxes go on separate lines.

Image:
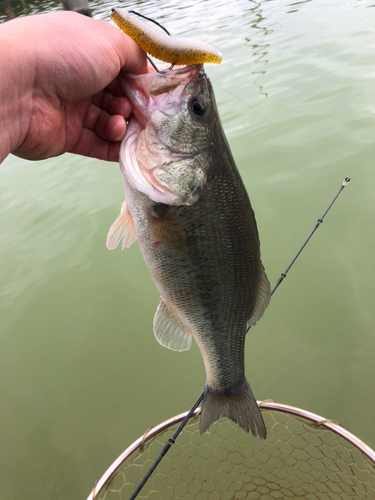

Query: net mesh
left=90, top=406, right=375, bottom=500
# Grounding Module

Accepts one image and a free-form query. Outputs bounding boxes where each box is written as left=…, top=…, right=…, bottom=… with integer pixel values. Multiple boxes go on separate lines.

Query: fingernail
left=115, top=130, right=126, bottom=142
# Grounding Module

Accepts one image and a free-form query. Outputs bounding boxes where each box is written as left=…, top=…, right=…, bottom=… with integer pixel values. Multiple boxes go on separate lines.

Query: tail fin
left=199, top=379, right=266, bottom=439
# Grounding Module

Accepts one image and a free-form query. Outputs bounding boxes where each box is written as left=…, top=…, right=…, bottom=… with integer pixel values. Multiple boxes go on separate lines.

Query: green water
left=1, top=0, right=374, bottom=498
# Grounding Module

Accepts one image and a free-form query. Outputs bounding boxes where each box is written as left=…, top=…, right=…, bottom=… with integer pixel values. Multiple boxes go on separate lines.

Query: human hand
left=0, top=11, right=148, bottom=163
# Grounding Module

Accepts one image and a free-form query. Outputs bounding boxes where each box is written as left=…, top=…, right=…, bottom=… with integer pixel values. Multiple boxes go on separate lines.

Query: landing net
left=88, top=401, right=375, bottom=500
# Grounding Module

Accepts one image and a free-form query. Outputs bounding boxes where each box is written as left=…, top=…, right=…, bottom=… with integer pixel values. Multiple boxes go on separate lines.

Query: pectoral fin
left=153, top=299, right=192, bottom=352
left=247, top=266, right=271, bottom=328
left=106, top=201, right=137, bottom=250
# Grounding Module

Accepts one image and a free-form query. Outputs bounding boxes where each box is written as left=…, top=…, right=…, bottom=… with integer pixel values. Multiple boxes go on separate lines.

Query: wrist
left=0, top=19, right=35, bottom=163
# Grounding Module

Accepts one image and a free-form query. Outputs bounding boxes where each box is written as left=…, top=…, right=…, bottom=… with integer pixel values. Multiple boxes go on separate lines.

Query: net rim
left=88, top=400, right=375, bottom=500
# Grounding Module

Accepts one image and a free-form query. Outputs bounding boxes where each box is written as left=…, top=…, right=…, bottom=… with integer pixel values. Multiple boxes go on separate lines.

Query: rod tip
left=343, top=177, right=350, bottom=186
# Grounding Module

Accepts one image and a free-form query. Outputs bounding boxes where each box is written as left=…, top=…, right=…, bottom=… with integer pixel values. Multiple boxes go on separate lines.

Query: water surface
left=1, top=0, right=374, bottom=498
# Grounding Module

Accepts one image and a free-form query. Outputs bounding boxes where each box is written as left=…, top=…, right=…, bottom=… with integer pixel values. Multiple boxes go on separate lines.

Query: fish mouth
left=120, top=64, right=203, bottom=126
left=119, top=65, right=207, bottom=205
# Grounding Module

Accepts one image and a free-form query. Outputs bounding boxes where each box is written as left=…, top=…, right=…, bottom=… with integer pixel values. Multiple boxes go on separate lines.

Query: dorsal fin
left=153, top=299, right=192, bottom=352
left=106, top=201, right=137, bottom=250
left=247, top=266, right=271, bottom=328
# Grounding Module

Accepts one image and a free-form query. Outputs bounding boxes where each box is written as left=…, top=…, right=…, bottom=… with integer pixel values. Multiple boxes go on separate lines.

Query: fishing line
left=126, top=10, right=174, bottom=73
left=116, top=10, right=345, bottom=176
left=124, top=176, right=350, bottom=500
left=128, top=10, right=172, bottom=36
left=211, top=80, right=347, bottom=177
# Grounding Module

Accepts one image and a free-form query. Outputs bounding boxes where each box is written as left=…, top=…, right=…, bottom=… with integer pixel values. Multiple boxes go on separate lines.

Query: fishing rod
left=124, top=176, right=351, bottom=500
left=268, top=177, right=351, bottom=298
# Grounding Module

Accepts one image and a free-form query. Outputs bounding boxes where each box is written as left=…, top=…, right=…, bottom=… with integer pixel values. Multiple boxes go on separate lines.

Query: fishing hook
left=128, top=10, right=177, bottom=73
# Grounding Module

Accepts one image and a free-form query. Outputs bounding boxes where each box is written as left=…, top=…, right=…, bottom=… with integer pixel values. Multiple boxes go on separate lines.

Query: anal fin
left=153, top=299, right=192, bottom=352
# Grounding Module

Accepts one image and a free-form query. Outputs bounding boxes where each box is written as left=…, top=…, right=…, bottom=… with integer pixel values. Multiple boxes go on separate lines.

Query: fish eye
left=190, top=98, right=207, bottom=117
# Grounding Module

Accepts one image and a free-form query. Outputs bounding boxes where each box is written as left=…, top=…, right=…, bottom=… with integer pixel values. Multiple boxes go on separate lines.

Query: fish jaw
left=119, top=65, right=213, bottom=206
left=120, top=65, right=203, bottom=124
left=119, top=117, right=186, bottom=205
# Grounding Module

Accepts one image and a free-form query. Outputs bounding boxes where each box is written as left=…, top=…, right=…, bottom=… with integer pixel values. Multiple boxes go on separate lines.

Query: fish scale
left=107, top=65, right=270, bottom=438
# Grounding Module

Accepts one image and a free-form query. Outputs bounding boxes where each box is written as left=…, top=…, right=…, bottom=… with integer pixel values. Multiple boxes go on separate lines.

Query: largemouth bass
left=107, top=65, right=271, bottom=438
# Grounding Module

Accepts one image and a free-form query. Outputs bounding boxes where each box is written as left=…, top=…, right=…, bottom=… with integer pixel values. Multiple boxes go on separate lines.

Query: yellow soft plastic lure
left=111, top=9, right=222, bottom=65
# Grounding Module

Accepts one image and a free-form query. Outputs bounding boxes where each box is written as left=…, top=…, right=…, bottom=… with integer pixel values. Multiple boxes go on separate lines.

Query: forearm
left=0, top=18, right=35, bottom=163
